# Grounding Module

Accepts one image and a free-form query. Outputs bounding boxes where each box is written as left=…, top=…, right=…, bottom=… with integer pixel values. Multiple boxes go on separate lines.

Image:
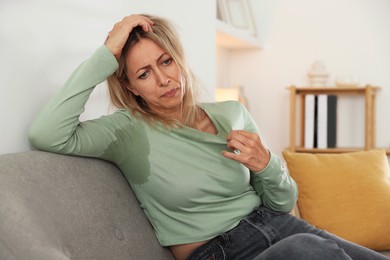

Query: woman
left=28, top=14, right=389, bottom=260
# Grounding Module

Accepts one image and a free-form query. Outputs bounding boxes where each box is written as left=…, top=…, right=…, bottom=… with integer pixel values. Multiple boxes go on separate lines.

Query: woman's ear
left=120, top=80, right=140, bottom=96
left=126, top=85, right=140, bottom=96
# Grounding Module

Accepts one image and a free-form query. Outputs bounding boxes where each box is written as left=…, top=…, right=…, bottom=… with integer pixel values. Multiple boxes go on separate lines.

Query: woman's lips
left=162, top=88, right=178, bottom=98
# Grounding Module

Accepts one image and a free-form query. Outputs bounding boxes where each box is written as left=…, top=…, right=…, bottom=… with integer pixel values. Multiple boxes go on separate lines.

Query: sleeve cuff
left=251, top=152, right=282, bottom=177
left=93, top=45, right=119, bottom=74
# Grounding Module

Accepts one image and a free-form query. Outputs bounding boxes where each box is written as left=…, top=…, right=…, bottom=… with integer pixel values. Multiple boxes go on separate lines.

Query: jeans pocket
left=187, top=242, right=228, bottom=260
left=206, top=243, right=227, bottom=260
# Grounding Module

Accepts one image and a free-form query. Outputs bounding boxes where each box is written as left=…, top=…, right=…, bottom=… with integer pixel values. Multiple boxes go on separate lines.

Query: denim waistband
left=186, top=206, right=272, bottom=259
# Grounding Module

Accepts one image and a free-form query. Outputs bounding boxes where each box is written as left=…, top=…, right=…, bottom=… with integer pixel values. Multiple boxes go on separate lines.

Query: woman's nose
left=160, top=78, right=170, bottom=86
left=155, top=69, right=170, bottom=87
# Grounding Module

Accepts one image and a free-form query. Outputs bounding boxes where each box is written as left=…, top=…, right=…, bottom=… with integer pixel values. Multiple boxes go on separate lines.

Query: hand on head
left=105, top=14, right=154, bottom=60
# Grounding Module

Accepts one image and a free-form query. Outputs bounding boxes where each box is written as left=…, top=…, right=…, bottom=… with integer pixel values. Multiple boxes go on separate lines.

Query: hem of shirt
left=157, top=220, right=241, bottom=247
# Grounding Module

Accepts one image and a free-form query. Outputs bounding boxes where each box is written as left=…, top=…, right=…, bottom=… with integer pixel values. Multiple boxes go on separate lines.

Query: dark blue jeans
left=187, top=206, right=389, bottom=260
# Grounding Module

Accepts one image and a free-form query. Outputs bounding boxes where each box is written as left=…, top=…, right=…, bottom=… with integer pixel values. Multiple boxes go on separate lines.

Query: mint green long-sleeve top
left=28, top=45, right=298, bottom=246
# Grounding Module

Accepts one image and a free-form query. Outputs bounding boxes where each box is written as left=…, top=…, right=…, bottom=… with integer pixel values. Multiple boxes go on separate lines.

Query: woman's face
left=125, top=38, right=183, bottom=119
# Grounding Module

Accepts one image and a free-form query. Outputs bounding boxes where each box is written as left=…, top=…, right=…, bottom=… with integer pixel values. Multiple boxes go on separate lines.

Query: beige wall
left=2, top=0, right=389, bottom=157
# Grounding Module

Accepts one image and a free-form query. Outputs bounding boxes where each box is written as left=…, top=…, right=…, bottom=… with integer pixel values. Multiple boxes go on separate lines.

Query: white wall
left=0, top=0, right=216, bottom=154
left=3, top=0, right=388, bottom=157
left=222, top=0, right=390, bottom=157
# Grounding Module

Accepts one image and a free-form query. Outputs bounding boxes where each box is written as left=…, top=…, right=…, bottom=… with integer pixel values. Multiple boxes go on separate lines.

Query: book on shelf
left=327, top=95, right=337, bottom=148
left=304, top=94, right=315, bottom=149
left=313, top=95, right=318, bottom=148
left=317, top=94, right=328, bottom=149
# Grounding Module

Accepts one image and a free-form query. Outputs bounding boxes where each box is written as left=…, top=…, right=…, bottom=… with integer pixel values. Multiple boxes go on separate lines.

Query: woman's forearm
left=251, top=153, right=298, bottom=212
left=28, top=45, right=118, bottom=154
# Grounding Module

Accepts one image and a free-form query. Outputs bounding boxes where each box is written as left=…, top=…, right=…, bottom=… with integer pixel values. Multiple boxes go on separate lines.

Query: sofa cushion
left=0, top=151, right=173, bottom=260
left=283, top=149, right=390, bottom=251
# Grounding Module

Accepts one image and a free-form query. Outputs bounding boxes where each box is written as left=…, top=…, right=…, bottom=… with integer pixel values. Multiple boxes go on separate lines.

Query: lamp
left=215, top=86, right=249, bottom=109
left=215, top=88, right=240, bottom=102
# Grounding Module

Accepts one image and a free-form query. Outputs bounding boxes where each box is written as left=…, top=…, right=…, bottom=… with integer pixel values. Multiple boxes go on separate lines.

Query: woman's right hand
left=105, top=14, right=154, bottom=60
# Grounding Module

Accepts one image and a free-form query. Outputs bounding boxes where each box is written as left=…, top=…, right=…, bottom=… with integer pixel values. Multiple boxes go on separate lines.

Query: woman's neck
left=189, top=108, right=218, bottom=135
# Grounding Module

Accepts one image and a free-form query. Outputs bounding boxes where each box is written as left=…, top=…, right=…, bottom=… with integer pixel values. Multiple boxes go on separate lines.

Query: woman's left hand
left=222, top=130, right=270, bottom=173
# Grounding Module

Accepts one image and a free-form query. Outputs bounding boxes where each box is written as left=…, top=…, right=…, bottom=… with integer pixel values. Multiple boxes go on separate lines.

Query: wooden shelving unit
left=287, top=85, right=389, bottom=156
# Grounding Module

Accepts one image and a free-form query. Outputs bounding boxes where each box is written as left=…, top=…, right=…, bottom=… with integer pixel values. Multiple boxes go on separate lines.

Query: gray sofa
left=1, top=151, right=389, bottom=259
left=0, top=151, right=174, bottom=260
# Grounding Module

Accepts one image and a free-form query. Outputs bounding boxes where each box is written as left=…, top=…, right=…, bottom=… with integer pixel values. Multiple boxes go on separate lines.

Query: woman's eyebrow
left=156, top=52, right=168, bottom=62
left=136, top=52, right=167, bottom=74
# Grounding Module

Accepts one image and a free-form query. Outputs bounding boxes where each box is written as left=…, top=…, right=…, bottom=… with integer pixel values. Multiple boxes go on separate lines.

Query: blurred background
left=1, top=0, right=389, bottom=158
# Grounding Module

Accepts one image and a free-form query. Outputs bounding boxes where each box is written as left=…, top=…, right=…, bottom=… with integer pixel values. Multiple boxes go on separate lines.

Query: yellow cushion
left=282, top=149, right=390, bottom=250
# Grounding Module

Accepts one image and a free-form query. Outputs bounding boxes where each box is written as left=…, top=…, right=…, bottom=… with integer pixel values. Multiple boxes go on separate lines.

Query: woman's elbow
left=28, top=127, right=45, bottom=150
left=264, top=187, right=298, bottom=213
left=27, top=125, right=55, bottom=151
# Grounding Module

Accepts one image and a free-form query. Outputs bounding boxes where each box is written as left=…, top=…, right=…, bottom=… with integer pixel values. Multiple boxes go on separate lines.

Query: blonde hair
left=107, top=14, right=201, bottom=127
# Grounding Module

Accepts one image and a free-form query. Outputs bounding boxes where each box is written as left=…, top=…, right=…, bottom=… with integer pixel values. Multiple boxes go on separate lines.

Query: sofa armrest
left=0, top=151, right=173, bottom=260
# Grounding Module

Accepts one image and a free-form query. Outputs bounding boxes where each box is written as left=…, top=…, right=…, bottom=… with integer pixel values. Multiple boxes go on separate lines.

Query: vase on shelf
left=307, top=60, right=329, bottom=87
